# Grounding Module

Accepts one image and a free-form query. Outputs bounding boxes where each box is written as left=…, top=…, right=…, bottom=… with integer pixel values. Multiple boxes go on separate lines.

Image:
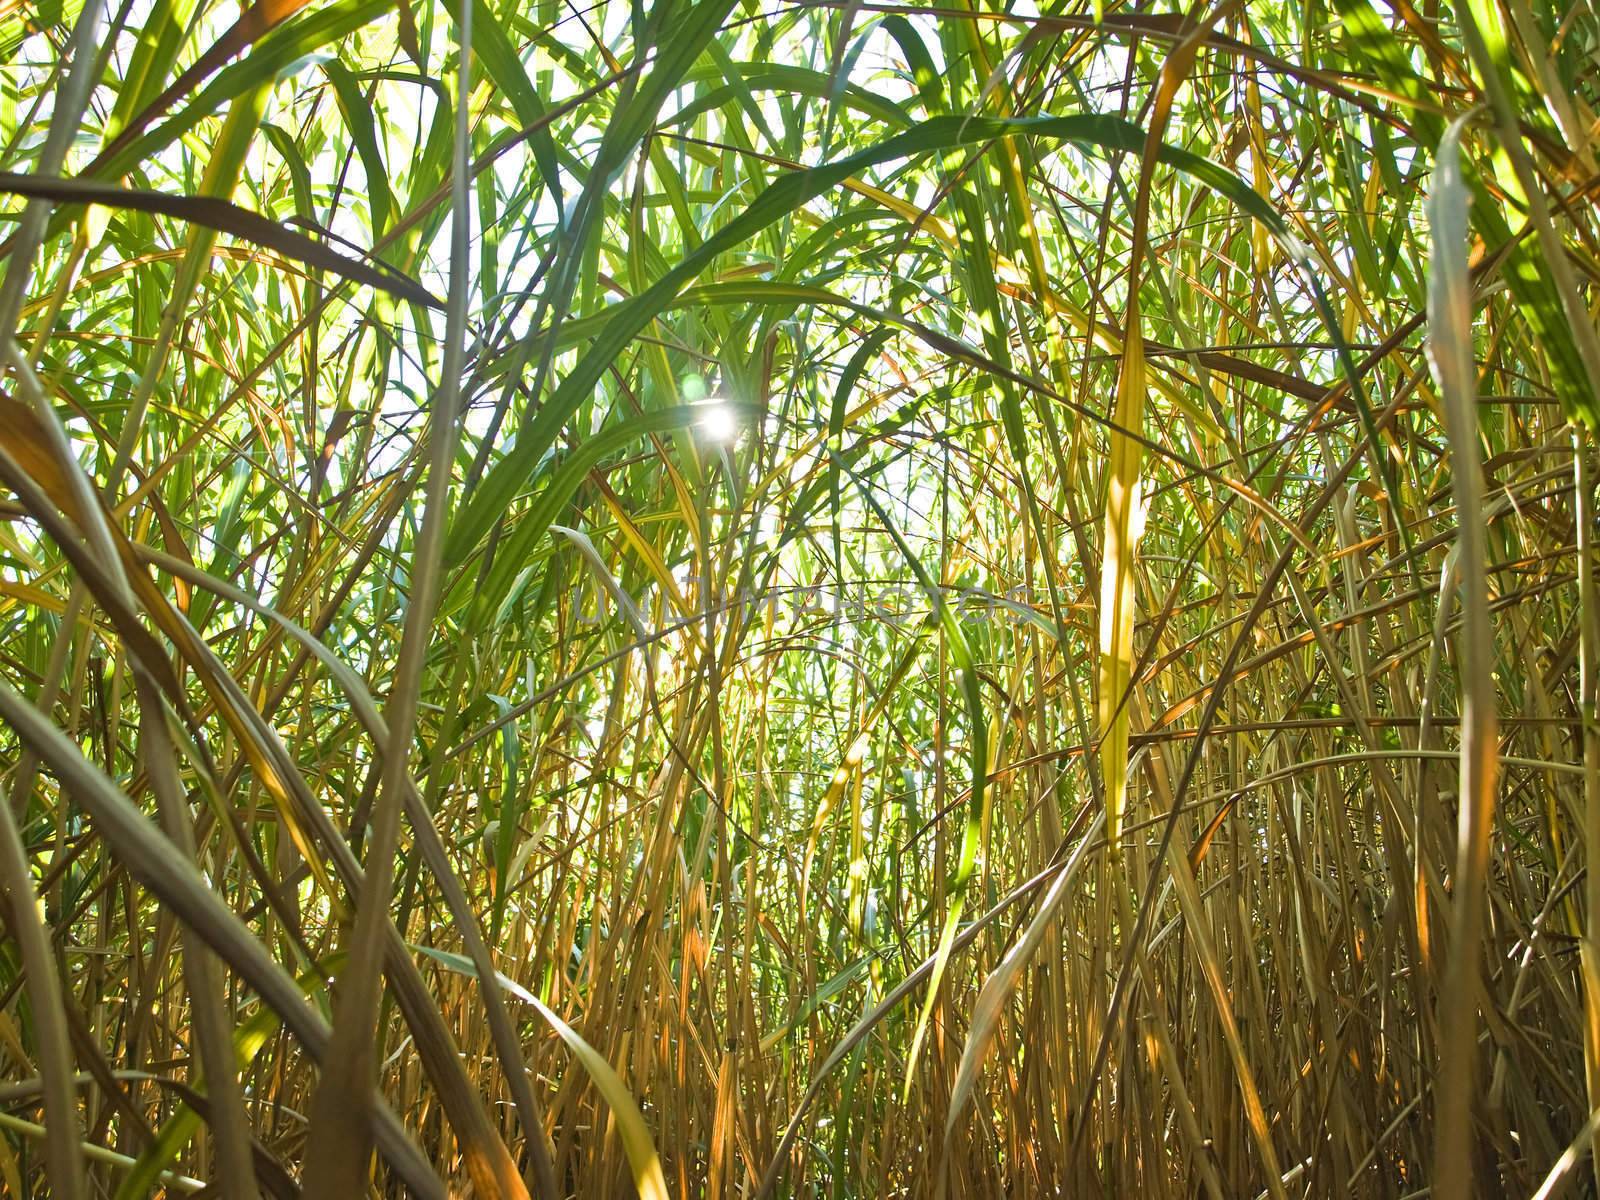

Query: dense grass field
left=0, top=0, right=1597, bottom=1195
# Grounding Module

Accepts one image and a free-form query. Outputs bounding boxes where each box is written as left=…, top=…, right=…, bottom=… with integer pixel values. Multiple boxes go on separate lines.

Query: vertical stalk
left=1576, top=432, right=1600, bottom=1193
left=300, top=3, right=507, bottom=1194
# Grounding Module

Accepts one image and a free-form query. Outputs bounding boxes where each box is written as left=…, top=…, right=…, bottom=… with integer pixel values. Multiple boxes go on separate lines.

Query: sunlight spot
left=697, top=399, right=740, bottom=444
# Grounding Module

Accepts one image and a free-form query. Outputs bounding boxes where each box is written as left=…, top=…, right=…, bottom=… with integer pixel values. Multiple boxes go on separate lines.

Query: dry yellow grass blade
left=1095, top=7, right=1214, bottom=856
left=1095, top=322, right=1148, bottom=857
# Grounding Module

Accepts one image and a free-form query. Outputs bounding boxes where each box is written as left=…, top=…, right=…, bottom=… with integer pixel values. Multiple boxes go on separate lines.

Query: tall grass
left=0, top=0, right=1596, bottom=1195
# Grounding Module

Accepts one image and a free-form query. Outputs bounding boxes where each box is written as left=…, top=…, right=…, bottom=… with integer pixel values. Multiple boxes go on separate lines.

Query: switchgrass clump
left=0, top=0, right=1597, bottom=1196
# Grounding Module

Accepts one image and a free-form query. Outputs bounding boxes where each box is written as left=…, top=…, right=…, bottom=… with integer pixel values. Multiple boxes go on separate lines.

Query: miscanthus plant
left=0, top=0, right=1596, bottom=1195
